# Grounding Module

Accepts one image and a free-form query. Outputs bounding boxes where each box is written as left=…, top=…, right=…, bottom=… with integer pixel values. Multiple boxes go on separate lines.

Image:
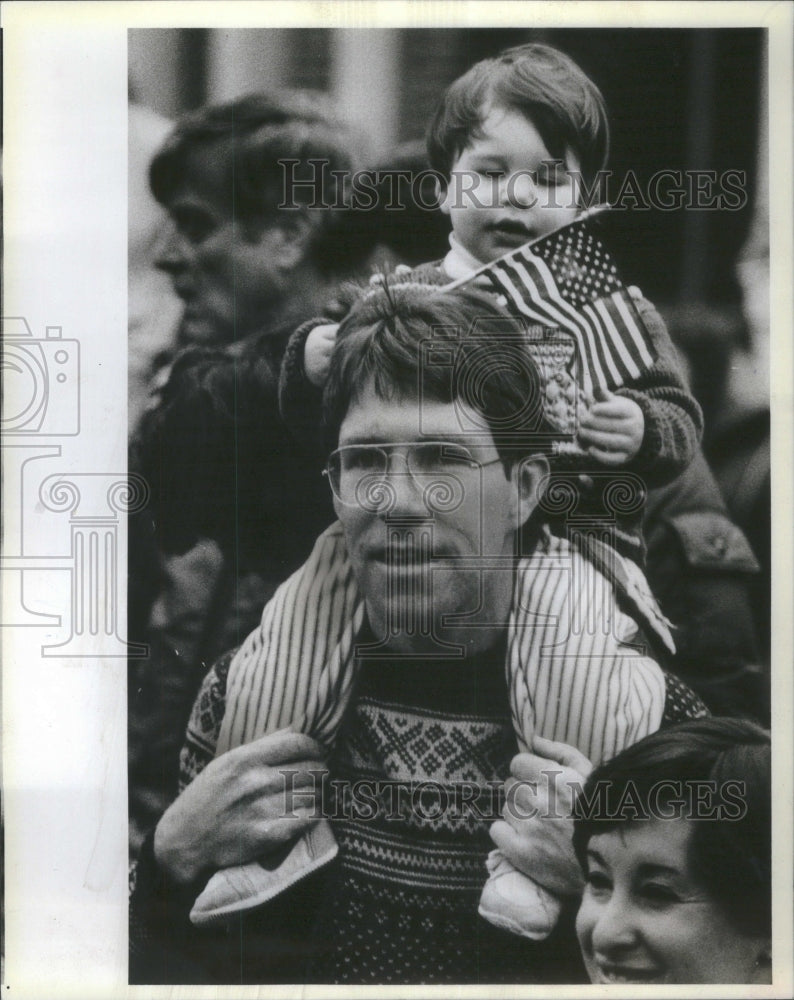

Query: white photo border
left=2, top=2, right=792, bottom=997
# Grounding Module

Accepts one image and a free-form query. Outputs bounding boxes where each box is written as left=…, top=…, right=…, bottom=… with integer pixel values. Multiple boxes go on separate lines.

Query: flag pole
left=439, top=202, right=612, bottom=292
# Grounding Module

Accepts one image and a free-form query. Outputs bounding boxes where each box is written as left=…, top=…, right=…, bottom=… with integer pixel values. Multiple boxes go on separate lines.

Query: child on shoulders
left=280, top=43, right=702, bottom=569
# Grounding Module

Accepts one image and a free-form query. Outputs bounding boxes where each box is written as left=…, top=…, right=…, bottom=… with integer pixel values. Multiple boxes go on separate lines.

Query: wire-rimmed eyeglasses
left=323, top=440, right=503, bottom=507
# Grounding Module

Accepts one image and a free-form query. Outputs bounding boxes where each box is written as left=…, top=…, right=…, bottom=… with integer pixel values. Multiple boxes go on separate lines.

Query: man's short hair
left=572, top=717, right=771, bottom=939
left=322, top=281, right=556, bottom=465
left=149, top=90, right=370, bottom=273
left=427, top=43, right=610, bottom=187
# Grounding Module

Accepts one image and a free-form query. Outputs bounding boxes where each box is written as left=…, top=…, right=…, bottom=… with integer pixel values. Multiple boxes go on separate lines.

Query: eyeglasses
left=323, top=440, right=503, bottom=508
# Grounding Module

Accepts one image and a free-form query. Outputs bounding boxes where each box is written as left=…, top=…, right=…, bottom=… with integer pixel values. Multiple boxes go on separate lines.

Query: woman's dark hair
left=427, top=42, right=609, bottom=188
left=573, top=717, right=771, bottom=937
left=321, top=280, right=558, bottom=465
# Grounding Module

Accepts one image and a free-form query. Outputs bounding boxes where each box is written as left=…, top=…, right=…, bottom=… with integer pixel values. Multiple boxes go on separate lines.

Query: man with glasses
left=131, top=282, right=705, bottom=985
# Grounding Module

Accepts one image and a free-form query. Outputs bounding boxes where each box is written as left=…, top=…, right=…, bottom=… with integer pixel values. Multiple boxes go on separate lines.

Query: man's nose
left=589, top=894, right=639, bottom=956
left=377, top=465, right=429, bottom=517
left=155, top=226, right=189, bottom=275
left=367, top=453, right=435, bottom=518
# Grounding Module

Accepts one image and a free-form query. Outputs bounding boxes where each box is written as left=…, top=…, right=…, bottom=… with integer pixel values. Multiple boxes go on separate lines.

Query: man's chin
left=360, top=569, right=485, bottom=655
left=362, top=611, right=464, bottom=657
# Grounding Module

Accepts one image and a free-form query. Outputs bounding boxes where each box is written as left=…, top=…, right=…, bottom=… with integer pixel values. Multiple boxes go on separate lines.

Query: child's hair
left=427, top=43, right=610, bottom=187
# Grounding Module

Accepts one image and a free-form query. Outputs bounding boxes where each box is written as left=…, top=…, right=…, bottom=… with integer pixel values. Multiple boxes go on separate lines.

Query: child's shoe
left=477, top=848, right=561, bottom=940
left=190, top=819, right=338, bottom=926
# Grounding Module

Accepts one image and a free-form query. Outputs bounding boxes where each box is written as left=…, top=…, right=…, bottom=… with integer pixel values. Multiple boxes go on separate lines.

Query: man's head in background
left=321, top=282, right=555, bottom=654
left=150, top=90, right=371, bottom=346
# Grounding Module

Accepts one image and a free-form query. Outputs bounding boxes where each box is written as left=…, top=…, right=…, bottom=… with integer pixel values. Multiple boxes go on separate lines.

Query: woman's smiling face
left=576, top=817, right=770, bottom=984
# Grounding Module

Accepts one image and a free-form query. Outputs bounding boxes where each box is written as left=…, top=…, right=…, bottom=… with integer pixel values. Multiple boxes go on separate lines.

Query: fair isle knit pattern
left=306, top=646, right=529, bottom=983
left=217, top=521, right=669, bottom=764
left=167, top=649, right=707, bottom=983
left=331, top=711, right=509, bottom=887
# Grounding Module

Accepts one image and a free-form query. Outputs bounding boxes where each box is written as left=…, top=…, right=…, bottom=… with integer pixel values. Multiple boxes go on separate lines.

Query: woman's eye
left=640, top=883, right=679, bottom=906
left=475, top=165, right=505, bottom=179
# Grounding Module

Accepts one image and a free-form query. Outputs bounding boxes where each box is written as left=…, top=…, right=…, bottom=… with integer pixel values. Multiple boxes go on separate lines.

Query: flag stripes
left=483, top=220, right=657, bottom=394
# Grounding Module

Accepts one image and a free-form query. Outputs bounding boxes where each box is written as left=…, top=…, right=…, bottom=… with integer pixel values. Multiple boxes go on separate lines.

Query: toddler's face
left=439, top=105, right=581, bottom=264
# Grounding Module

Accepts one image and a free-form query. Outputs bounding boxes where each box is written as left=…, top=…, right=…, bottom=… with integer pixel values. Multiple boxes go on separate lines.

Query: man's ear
left=511, top=455, right=549, bottom=528
left=256, top=211, right=317, bottom=271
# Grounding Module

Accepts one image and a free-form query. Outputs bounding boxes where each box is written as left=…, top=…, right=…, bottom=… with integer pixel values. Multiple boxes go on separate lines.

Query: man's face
left=440, top=105, right=581, bottom=265
left=156, top=144, right=288, bottom=345
left=331, top=378, right=540, bottom=654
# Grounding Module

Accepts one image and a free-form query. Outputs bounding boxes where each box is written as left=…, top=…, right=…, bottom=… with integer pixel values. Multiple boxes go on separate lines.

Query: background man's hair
left=149, top=90, right=372, bottom=274
left=572, top=717, right=771, bottom=938
left=322, top=281, right=556, bottom=464
left=427, top=42, right=610, bottom=187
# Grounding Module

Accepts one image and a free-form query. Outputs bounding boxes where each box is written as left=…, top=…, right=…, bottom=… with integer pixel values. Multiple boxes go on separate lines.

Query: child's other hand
left=304, top=323, right=339, bottom=388
left=577, top=388, right=644, bottom=465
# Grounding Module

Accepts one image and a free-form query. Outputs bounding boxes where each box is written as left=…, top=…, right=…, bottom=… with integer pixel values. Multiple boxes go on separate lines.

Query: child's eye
left=585, top=870, right=612, bottom=895
left=536, top=161, right=566, bottom=187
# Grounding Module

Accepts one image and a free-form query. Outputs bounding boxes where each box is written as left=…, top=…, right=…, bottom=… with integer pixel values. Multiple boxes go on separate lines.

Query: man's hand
left=304, top=323, right=339, bottom=387
left=489, top=735, right=592, bottom=897
left=153, top=729, right=327, bottom=884
left=577, top=388, right=644, bottom=465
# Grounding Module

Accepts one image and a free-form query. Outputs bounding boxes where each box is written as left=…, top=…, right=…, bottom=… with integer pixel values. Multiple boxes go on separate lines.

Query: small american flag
left=451, top=217, right=657, bottom=396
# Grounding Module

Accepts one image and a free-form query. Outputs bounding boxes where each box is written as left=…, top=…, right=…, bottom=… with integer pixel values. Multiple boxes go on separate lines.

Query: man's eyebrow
left=337, top=435, right=385, bottom=447
left=337, top=435, right=478, bottom=448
